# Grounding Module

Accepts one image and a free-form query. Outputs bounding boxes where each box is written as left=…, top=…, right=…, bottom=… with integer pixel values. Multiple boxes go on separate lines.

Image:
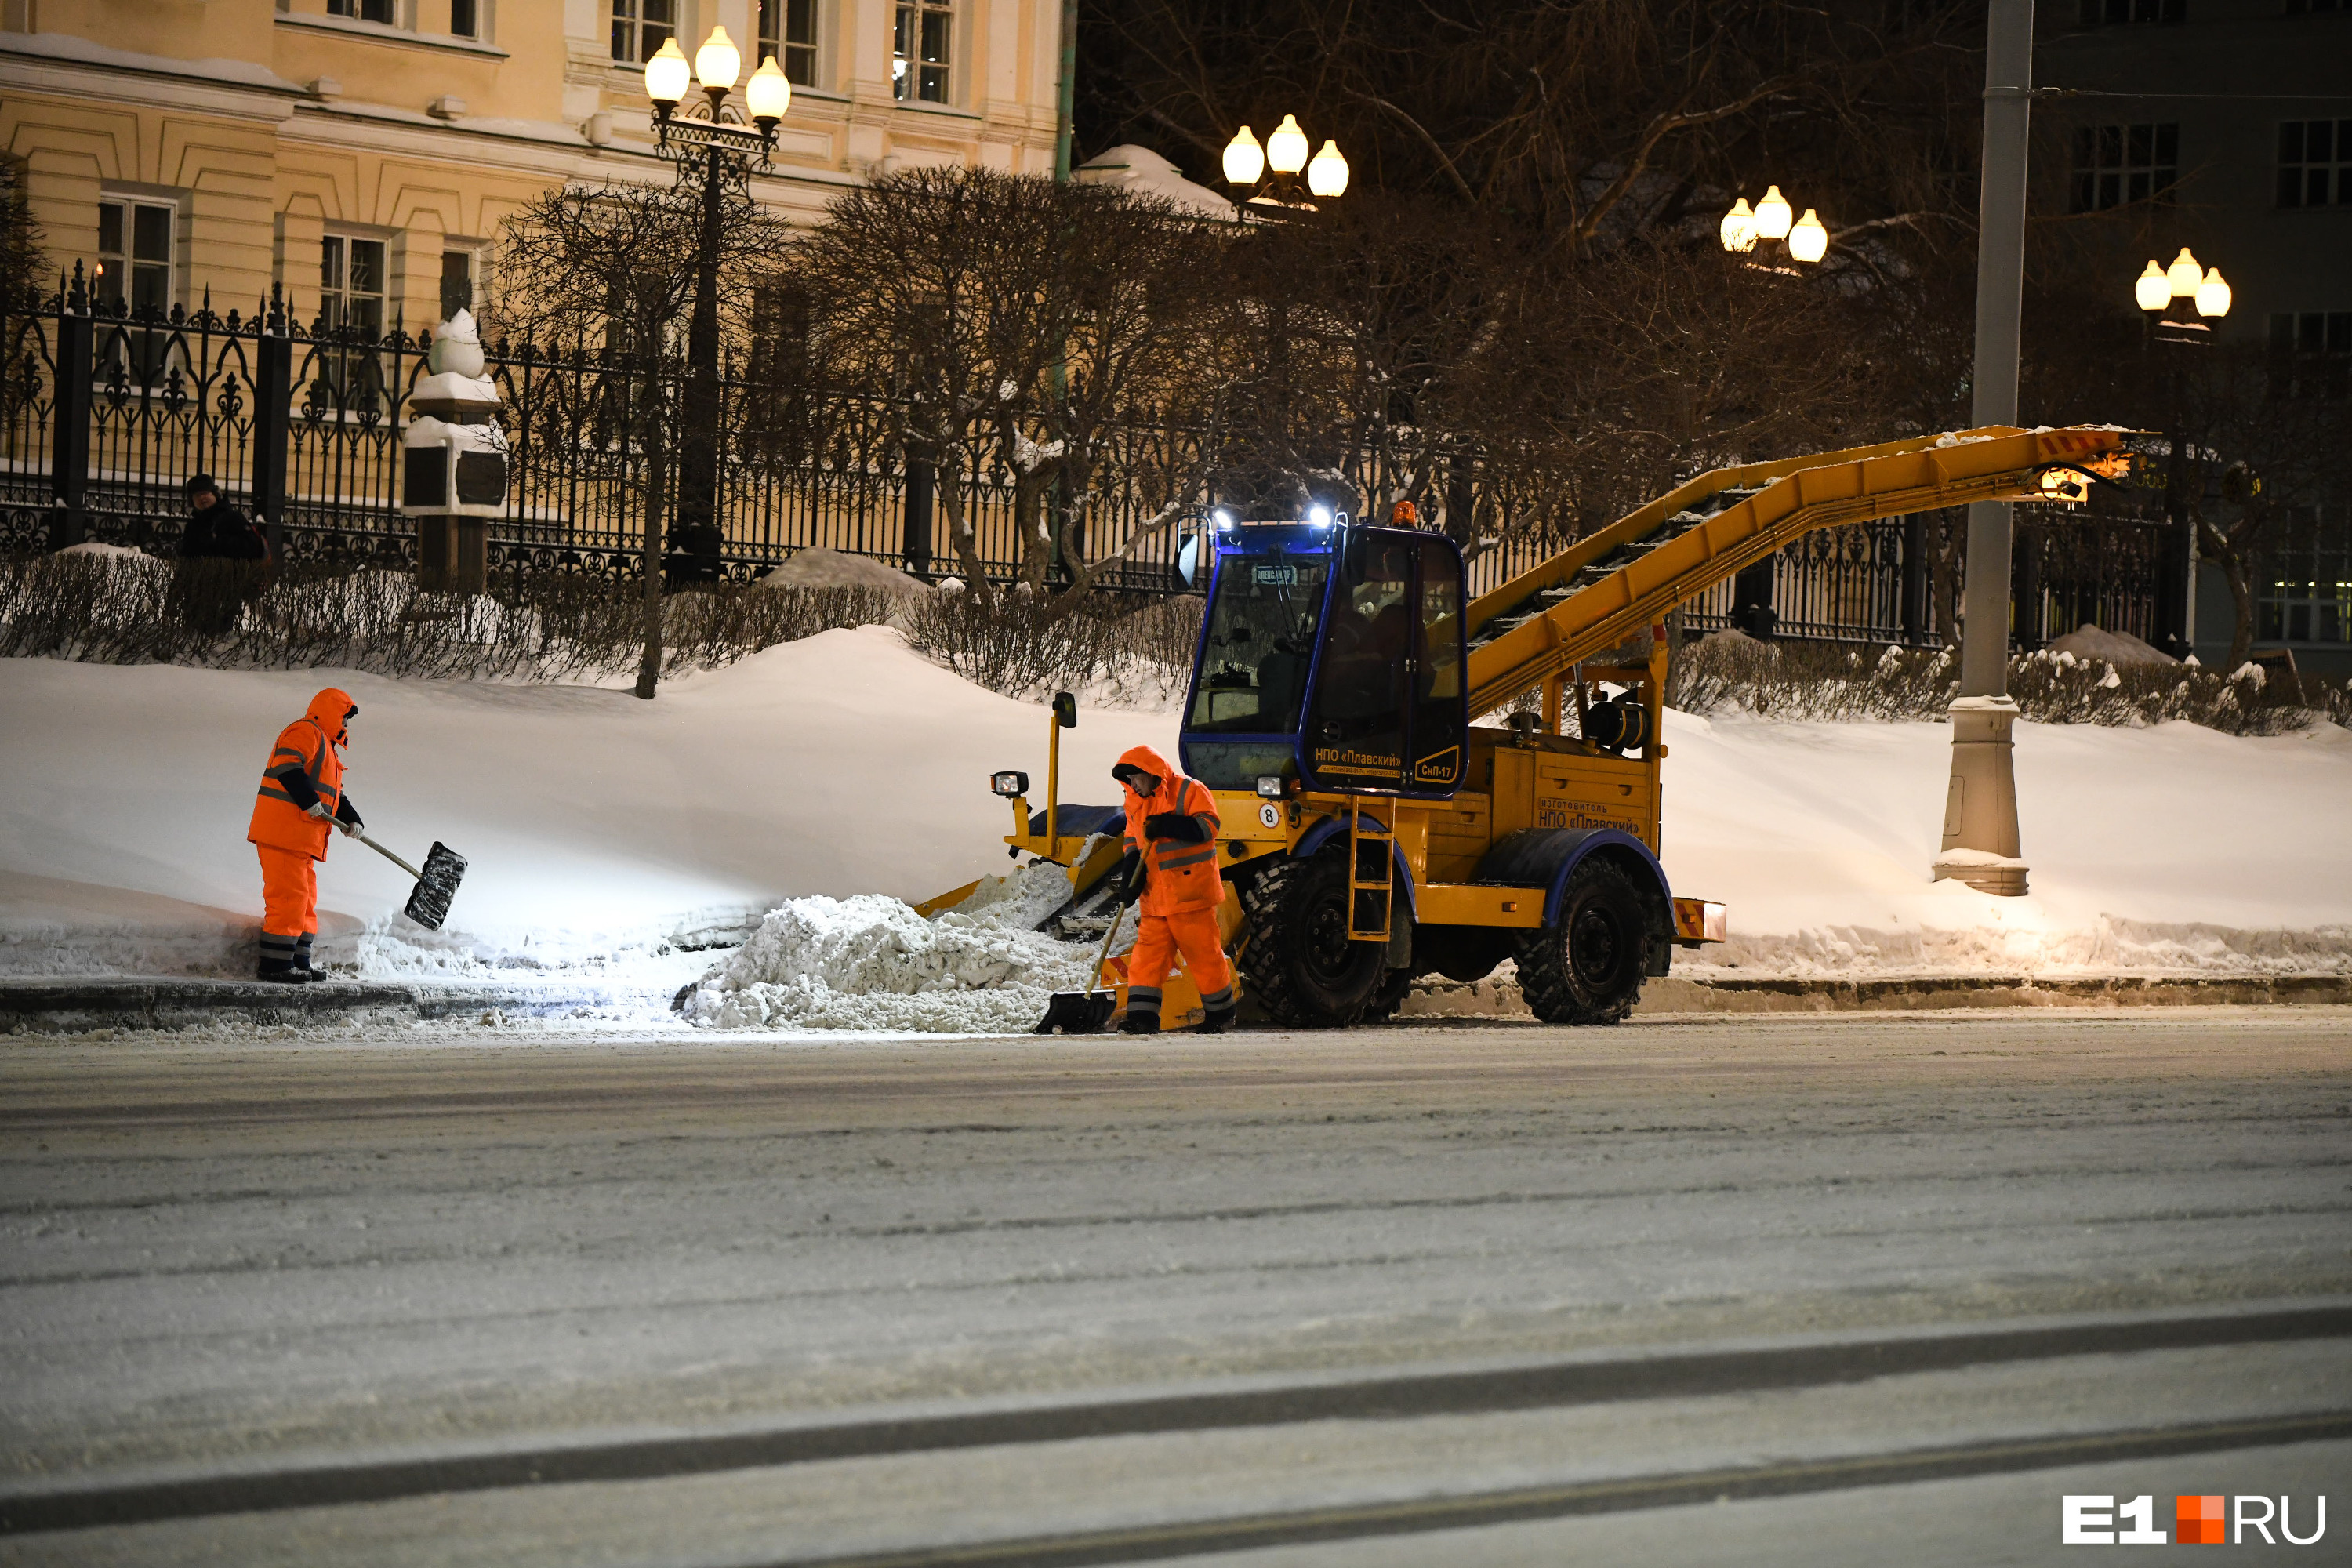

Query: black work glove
left=1143, top=811, right=1193, bottom=841
left=1113, top=848, right=1146, bottom=898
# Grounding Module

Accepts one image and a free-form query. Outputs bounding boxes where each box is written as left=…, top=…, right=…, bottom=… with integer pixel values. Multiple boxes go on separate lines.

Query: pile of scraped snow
left=684, top=859, right=1132, bottom=1033
left=2045, top=622, right=2177, bottom=666
left=757, top=547, right=935, bottom=601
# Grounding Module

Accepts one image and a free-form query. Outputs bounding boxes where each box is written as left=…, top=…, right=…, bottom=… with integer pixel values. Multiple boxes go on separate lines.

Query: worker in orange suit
left=1109, top=744, right=1236, bottom=1034
left=246, top=688, right=364, bottom=982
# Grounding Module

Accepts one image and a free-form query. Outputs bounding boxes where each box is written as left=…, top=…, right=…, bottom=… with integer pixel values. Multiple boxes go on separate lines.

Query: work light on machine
left=1266, top=114, right=1310, bottom=176
left=1308, top=140, right=1350, bottom=198
left=1255, top=776, right=1288, bottom=799
left=1213, top=509, right=1235, bottom=531
left=990, top=771, right=1029, bottom=798
left=1308, top=504, right=1332, bottom=526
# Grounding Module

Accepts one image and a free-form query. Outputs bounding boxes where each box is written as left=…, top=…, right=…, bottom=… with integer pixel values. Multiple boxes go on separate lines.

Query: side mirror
left=1177, top=534, right=1200, bottom=587
left=1053, top=691, right=1077, bottom=728
left=991, top=771, right=1029, bottom=797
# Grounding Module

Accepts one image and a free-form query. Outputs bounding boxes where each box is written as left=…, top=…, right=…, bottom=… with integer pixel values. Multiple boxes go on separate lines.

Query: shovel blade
left=401, top=841, right=467, bottom=931
left=1035, top=991, right=1116, bottom=1035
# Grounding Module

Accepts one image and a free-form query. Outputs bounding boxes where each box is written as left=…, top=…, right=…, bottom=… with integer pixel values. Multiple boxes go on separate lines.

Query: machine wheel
left=1515, top=859, right=1650, bottom=1025
left=1359, top=966, right=1417, bottom=1025
left=1238, top=848, right=1388, bottom=1027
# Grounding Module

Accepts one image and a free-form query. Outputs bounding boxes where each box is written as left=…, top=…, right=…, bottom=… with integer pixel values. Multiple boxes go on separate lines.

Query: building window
left=611, top=0, right=674, bottom=64
left=2069, top=122, right=2177, bottom=212
left=2256, top=507, right=2351, bottom=646
left=96, top=198, right=173, bottom=317
left=2285, top=1, right=2345, bottom=13
left=320, top=234, right=389, bottom=405
left=2277, top=120, right=2350, bottom=208
left=2269, top=310, right=2352, bottom=399
left=2078, top=0, right=2182, bottom=20
left=450, top=0, right=479, bottom=38
left=759, top=0, right=818, bottom=87
left=893, top=0, right=950, bottom=103
left=328, top=0, right=399, bottom=24
left=440, top=248, right=479, bottom=323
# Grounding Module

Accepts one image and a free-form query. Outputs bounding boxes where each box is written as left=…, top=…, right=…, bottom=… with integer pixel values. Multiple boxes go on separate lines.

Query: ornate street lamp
left=2133, top=247, right=2232, bottom=661
left=641, top=26, right=791, bottom=590
left=2138, top=245, right=2229, bottom=346
left=1221, top=114, right=1348, bottom=215
left=1720, top=183, right=1827, bottom=269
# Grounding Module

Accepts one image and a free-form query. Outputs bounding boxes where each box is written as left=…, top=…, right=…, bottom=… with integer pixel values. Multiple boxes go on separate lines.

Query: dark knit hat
left=184, top=474, right=218, bottom=501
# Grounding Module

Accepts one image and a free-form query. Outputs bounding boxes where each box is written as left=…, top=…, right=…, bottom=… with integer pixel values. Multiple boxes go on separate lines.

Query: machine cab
left=1179, top=521, right=1468, bottom=799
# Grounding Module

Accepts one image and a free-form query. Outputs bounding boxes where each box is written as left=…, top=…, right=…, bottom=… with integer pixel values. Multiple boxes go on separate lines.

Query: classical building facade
left=2, top=0, right=1069, bottom=331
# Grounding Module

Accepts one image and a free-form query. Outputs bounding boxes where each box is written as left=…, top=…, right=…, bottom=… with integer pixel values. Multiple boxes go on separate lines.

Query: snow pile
left=2045, top=622, right=2177, bottom=667
left=757, top=548, right=935, bottom=601
left=684, top=861, right=1124, bottom=1033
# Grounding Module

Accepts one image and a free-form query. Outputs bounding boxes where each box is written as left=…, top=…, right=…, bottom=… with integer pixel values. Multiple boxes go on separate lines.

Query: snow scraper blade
left=352, top=833, right=467, bottom=931
left=1036, top=888, right=1128, bottom=1034
left=402, top=841, right=467, bottom=931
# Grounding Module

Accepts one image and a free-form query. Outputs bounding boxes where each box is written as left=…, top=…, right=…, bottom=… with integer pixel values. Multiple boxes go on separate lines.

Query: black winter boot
left=1197, top=1004, right=1236, bottom=1035
left=292, top=932, right=322, bottom=979
left=258, top=932, right=314, bottom=983
left=1119, top=1008, right=1160, bottom=1035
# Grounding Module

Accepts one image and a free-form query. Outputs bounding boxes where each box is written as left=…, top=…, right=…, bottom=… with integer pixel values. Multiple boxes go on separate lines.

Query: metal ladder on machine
left=1346, top=797, right=1395, bottom=943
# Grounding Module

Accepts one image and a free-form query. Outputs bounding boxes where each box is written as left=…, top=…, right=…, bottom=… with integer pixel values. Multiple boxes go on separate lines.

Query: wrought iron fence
left=0, top=281, right=2162, bottom=648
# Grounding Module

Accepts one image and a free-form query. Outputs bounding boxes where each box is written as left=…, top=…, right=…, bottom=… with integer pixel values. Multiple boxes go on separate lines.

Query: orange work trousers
left=257, top=844, right=319, bottom=938
left=1127, top=908, right=1234, bottom=1011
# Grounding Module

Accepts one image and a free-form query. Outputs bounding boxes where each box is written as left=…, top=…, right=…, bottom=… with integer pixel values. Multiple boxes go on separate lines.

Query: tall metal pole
left=1933, top=0, right=2034, bottom=897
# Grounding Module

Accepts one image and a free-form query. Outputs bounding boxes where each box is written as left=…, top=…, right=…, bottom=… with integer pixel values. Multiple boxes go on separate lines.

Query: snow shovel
left=1036, top=885, right=1130, bottom=1035
left=352, top=832, right=467, bottom=931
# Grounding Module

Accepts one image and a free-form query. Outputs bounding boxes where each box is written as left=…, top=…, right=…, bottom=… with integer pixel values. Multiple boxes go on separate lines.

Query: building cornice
left=274, top=12, right=512, bottom=62
left=0, top=35, right=302, bottom=122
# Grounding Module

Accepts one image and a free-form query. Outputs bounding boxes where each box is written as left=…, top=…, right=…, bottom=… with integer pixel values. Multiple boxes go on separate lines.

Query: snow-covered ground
left=2, top=626, right=2347, bottom=1023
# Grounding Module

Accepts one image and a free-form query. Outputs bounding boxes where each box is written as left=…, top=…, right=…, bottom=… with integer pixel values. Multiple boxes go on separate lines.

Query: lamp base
left=1933, top=695, right=2029, bottom=897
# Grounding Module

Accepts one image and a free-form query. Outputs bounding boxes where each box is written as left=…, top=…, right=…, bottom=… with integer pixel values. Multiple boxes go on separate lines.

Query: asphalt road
left=2, top=1008, right=2347, bottom=1565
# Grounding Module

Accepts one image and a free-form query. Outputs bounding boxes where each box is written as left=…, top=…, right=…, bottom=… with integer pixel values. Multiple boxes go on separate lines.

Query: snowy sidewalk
left=3, top=626, right=2348, bottom=1031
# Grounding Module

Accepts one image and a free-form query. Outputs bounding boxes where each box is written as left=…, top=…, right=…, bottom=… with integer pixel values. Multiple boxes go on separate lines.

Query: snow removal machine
left=933, top=425, right=2140, bottom=1029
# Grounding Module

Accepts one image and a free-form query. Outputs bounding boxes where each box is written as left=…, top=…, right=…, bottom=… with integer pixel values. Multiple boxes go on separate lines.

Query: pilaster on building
left=1, top=0, right=1067, bottom=332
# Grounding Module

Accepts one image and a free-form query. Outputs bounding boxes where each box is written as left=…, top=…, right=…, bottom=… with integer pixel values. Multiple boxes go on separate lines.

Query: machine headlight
left=991, top=771, right=1029, bottom=797
left=1255, top=775, right=1287, bottom=798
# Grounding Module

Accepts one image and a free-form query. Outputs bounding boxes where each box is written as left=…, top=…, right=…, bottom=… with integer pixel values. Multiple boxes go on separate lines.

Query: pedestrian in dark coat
left=178, top=475, right=268, bottom=561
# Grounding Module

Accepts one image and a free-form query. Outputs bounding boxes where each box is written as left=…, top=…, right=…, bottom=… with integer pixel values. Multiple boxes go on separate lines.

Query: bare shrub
left=1668, top=631, right=2350, bottom=735
left=0, top=552, right=891, bottom=681
left=898, top=589, right=1204, bottom=700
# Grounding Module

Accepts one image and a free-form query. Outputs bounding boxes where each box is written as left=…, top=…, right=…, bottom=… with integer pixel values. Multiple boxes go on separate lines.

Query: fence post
left=2013, top=522, right=2042, bottom=650
left=50, top=266, right=93, bottom=550
left=251, top=286, right=292, bottom=560
left=904, top=454, right=934, bottom=579
left=1900, top=514, right=1929, bottom=644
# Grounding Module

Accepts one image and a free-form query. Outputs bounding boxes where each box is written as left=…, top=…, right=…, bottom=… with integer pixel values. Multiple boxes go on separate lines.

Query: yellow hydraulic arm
left=1462, top=425, right=2135, bottom=720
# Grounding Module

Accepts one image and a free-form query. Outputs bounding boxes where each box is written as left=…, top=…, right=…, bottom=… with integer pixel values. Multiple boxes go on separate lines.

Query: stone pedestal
left=398, top=309, right=506, bottom=596
left=1932, top=695, right=2029, bottom=895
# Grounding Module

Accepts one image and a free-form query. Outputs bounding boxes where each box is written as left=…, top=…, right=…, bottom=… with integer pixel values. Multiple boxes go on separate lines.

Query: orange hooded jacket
left=1116, top=743, right=1225, bottom=916
left=249, top=688, right=356, bottom=861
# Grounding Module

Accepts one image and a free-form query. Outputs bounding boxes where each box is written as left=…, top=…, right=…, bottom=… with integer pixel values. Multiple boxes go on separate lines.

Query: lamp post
left=2137, top=247, right=2232, bottom=658
left=1221, top=114, right=1349, bottom=216
left=1719, top=184, right=1829, bottom=268
left=643, top=27, right=790, bottom=590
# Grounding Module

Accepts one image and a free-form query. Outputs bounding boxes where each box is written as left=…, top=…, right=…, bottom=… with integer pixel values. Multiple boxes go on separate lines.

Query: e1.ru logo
left=2063, top=1494, right=2327, bottom=1544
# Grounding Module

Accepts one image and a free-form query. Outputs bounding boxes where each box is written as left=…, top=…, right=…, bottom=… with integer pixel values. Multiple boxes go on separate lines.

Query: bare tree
left=493, top=167, right=791, bottom=698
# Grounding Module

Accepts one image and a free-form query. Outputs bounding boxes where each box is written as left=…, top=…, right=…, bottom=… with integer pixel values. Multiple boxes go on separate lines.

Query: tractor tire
left=1238, top=848, right=1389, bottom=1028
left=1515, top=859, right=1651, bottom=1025
left=1359, top=966, right=1417, bottom=1025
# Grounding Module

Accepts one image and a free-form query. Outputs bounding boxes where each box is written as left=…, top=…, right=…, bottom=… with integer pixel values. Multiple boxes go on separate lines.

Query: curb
left=0, top=978, right=639, bottom=1032
left=1394, top=971, right=2352, bottom=1021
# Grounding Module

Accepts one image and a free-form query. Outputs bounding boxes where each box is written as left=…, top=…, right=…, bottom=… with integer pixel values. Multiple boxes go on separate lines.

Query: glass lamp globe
left=2133, top=261, right=2170, bottom=312
left=1266, top=114, right=1309, bottom=176
left=1788, top=208, right=1828, bottom=263
left=746, top=56, right=791, bottom=122
left=644, top=38, right=691, bottom=106
left=1719, top=198, right=1758, bottom=253
left=2194, top=267, right=2231, bottom=318
left=2165, top=247, right=2202, bottom=299
left=695, top=26, right=742, bottom=93
left=1753, top=184, right=1793, bottom=241
left=1222, top=125, right=1265, bottom=187
left=1307, top=140, right=1349, bottom=198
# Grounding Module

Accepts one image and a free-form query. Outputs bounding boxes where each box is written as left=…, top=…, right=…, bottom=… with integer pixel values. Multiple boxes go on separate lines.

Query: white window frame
left=610, top=0, right=677, bottom=64
left=757, top=0, right=821, bottom=89
left=892, top=0, right=954, bottom=106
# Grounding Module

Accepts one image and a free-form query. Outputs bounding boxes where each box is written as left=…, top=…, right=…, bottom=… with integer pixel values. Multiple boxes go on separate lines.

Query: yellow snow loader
left=942, top=425, right=2138, bottom=1029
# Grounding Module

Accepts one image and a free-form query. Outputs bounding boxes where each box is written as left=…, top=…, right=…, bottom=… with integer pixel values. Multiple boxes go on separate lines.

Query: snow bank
left=683, top=861, right=1130, bottom=1033
left=2, top=627, right=2346, bottom=1014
